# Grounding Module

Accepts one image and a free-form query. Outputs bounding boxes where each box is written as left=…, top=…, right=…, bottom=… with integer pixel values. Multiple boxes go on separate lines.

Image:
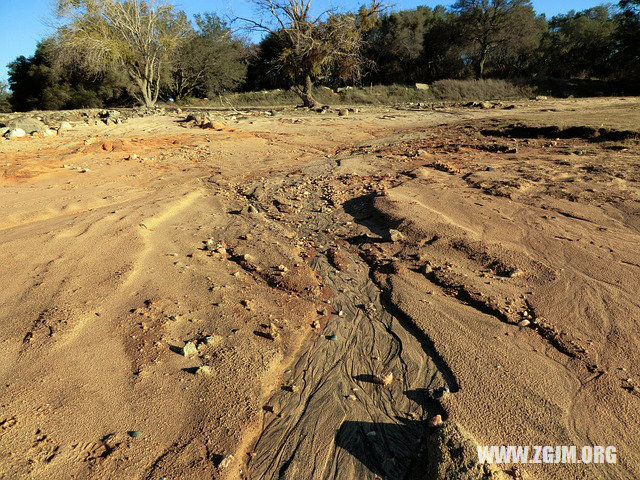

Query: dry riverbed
left=1, top=97, right=639, bottom=480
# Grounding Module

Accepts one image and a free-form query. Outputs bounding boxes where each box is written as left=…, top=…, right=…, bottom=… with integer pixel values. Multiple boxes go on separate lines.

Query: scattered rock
left=247, top=205, right=258, bottom=214
left=58, top=121, right=73, bottom=132
left=374, top=371, right=393, bottom=388
left=326, top=334, right=337, bottom=341
left=7, top=118, right=46, bottom=134
left=181, top=341, right=198, bottom=357
left=429, top=415, right=443, bottom=428
left=196, top=365, right=212, bottom=375
left=535, top=95, right=548, bottom=101
left=518, top=319, right=531, bottom=328
left=480, top=101, right=493, bottom=109
left=203, top=335, right=220, bottom=345
left=415, top=83, right=430, bottom=91
left=338, top=109, right=349, bottom=117
left=389, top=229, right=404, bottom=242
left=42, top=129, right=57, bottom=137
left=4, top=128, right=26, bottom=139
left=218, top=453, right=233, bottom=469
left=267, top=322, right=279, bottom=340
left=99, top=110, right=122, bottom=125
left=202, top=121, right=226, bottom=130
left=433, top=385, right=450, bottom=399
left=127, top=430, right=143, bottom=438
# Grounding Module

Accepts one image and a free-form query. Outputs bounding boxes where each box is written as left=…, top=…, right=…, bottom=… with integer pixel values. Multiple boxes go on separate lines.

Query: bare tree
left=453, top=0, right=535, bottom=79
left=56, top=0, right=191, bottom=107
left=238, top=0, right=381, bottom=108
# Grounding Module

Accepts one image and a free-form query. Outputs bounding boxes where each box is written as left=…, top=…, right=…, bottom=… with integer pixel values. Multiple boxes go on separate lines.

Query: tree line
left=2, top=0, right=639, bottom=112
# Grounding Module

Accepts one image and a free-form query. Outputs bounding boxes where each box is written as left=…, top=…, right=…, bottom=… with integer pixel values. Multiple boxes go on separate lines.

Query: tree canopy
left=56, top=0, right=191, bottom=107
left=167, top=14, right=247, bottom=101
left=3, top=0, right=639, bottom=111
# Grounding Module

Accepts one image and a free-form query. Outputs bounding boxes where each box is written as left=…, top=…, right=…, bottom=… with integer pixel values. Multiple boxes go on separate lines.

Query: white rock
left=4, top=128, right=26, bottom=139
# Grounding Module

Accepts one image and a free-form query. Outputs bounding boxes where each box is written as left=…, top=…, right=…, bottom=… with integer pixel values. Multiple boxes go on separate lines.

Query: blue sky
left=0, top=0, right=610, bottom=83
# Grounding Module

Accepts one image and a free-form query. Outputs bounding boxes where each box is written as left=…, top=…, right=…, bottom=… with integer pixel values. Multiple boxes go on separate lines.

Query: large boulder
left=7, top=117, right=47, bottom=134
left=58, top=121, right=73, bottom=132
left=99, top=110, right=122, bottom=125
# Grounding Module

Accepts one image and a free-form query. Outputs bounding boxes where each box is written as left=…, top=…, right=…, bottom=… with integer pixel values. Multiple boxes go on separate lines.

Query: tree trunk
left=476, top=45, right=489, bottom=79
left=131, top=66, right=157, bottom=108
left=142, top=80, right=155, bottom=108
left=293, top=75, right=318, bottom=108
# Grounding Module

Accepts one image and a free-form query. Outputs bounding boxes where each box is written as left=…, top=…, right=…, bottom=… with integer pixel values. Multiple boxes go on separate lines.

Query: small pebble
left=181, top=341, right=198, bottom=357
left=219, top=453, right=233, bottom=468
left=428, top=415, right=443, bottom=428
left=374, top=371, right=393, bottom=388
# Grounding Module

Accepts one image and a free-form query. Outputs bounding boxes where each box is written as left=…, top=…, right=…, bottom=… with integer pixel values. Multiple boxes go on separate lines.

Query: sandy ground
left=0, top=97, right=639, bottom=480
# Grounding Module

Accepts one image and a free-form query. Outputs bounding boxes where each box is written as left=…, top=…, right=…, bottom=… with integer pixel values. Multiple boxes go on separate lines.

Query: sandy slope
left=0, top=98, right=639, bottom=480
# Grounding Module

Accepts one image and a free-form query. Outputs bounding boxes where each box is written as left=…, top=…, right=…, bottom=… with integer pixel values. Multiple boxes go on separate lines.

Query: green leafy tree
left=365, top=7, right=434, bottom=83
left=364, top=6, right=466, bottom=83
left=7, top=38, right=129, bottom=111
left=56, top=0, right=191, bottom=107
left=245, top=32, right=290, bottom=91
left=542, top=6, right=617, bottom=78
left=453, top=0, right=541, bottom=79
left=615, top=0, right=640, bottom=82
left=168, top=13, right=248, bottom=100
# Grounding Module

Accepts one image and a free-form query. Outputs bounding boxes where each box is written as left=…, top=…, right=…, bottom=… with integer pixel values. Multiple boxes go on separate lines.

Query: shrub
left=429, top=79, right=535, bottom=101
left=178, top=80, right=540, bottom=108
